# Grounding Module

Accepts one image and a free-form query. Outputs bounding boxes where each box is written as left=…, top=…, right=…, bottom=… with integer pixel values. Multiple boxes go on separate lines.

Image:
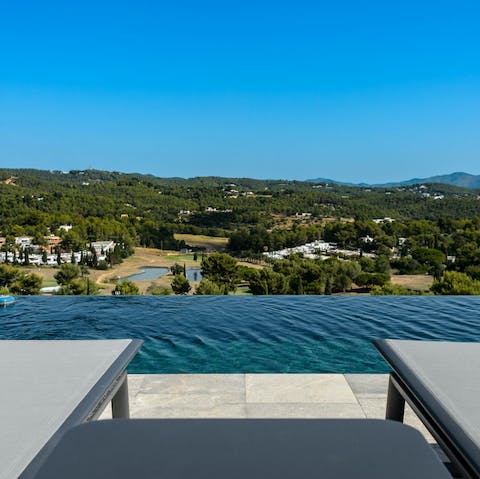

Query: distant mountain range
left=306, top=172, right=480, bottom=189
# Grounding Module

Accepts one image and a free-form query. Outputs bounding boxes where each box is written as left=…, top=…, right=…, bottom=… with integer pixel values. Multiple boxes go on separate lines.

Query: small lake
left=123, top=267, right=169, bottom=281
left=1, top=296, right=480, bottom=374
left=123, top=267, right=202, bottom=282
left=186, top=268, right=202, bottom=282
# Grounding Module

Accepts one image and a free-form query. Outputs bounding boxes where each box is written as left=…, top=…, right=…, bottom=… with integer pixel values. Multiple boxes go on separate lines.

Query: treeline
left=228, top=218, right=480, bottom=278
left=2, top=169, right=480, bottom=247
left=195, top=253, right=480, bottom=296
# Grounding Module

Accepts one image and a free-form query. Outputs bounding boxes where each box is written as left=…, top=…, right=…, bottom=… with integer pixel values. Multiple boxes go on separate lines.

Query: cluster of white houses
left=263, top=240, right=376, bottom=261
left=0, top=236, right=116, bottom=266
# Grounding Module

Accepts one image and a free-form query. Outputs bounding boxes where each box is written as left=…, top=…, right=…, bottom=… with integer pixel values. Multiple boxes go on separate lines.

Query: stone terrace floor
left=100, top=374, right=433, bottom=442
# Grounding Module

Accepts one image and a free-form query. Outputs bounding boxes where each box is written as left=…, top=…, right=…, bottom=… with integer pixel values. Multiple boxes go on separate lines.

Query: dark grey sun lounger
left=374, top=339, right=480, bottom=479
left=0, top=339, right=142, bottom=479
left=32, top=419, right=450, bottom=478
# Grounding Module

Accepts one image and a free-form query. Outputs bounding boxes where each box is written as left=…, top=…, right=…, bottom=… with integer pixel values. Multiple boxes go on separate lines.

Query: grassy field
left=174, top=234, right=228, bottom=251
left=163, top=253, right=201, bottom=264
left=391, top=274, right=433, bottom=291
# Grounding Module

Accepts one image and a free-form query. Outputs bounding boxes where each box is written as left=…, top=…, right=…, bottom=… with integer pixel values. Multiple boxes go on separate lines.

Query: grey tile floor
left=100, top=373, right=434, bottom=443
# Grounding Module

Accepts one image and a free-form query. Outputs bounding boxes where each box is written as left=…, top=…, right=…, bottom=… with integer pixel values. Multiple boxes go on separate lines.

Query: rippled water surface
left=1, top=296, right=479, bottom=373
left=122, top=267, right=169, bottom=281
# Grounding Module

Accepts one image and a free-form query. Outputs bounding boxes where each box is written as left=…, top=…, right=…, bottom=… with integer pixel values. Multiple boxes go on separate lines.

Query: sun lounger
left=31, top=418, right=449, bottom=478
left=0, top=339, right=142, bottom=479
left=374, top=339, right=480, bottom=479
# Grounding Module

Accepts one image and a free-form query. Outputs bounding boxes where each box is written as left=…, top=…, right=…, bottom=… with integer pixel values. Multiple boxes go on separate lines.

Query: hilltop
left=306, top=172, right=480, bottom=189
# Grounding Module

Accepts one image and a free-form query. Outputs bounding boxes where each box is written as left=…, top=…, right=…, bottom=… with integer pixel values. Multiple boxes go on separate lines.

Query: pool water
left=1, top=296, right=479, bottom=373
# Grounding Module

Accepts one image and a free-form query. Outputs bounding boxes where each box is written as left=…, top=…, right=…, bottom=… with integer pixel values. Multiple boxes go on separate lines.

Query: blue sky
left=1, top=1, right=479, bottom=182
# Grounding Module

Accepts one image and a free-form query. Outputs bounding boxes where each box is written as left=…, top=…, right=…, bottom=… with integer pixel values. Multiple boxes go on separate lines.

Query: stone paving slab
left=245, top=402, right=366, bottom=419
left=99, top=373, right=433, bottom=443
left=245, top=374, right=357, bottom=404
left=345, top=373, right=389, bottom=397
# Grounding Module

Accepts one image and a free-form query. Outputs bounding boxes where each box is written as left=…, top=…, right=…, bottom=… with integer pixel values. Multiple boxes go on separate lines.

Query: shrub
left=54, top=264, right=80, bottom=285
left=171, top=275, right=191, bottom=295
left=370, top=284, right=422, bottom=295
left=195, top=279, right=224, bottom=295
left=9, top=273, right=42, bottom=295
left=113, top=280, right=140, bottom=295
left=431, top=271, right=480, bottom=295
left=148, top=285, right=172, bottom=295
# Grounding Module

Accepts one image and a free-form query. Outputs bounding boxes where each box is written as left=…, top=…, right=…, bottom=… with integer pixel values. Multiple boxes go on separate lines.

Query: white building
left=15, top=237, right=33, bottom=249
left=90, top=241, right=115, bottom=256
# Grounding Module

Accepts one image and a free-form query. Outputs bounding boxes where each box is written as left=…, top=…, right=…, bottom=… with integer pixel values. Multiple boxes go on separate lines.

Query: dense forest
left=1, top=169, right=479, bottom=244
left=1, top=168, right=480, bottom=295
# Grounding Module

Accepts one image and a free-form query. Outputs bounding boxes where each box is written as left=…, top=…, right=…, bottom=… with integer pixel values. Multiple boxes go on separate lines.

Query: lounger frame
left=374, top=339, right=480, bottom=479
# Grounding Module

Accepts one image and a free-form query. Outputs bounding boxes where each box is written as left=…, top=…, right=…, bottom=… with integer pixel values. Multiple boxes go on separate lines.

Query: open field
left=174, top=234, right=228, bottom=251
left=96, top=248, right=201, bottom=294
left=163, top=253, right=201, bottom=264
left=391, top=274, right=434, bottom=292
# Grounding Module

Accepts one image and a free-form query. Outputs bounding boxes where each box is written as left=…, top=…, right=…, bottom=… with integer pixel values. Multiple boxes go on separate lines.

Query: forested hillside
left=2, top=168, right=480, bottom=295
left=1, top=168, right=479, bottom=244
left=0, top=168, right=479, bottom=254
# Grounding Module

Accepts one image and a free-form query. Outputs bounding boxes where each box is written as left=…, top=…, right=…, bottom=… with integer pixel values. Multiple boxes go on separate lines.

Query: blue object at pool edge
left=0, top=295, right=15, bottom=306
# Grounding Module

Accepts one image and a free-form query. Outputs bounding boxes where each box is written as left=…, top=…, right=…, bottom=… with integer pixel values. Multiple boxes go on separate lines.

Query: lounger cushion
left=33, top=419, right=450, bottom=478
left=374, top=339, right=480, bottom=473
left=0, top=340, right=141, bottom=479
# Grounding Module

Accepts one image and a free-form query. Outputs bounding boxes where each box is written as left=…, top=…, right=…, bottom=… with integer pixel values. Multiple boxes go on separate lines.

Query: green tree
left=201, top=253, right=239, bottom=294
left=195, top=279, right=224, bottom=295
left=359, top=256, right=375, bottom=272
left=10, top=273, right=42, bottom=295
left=356, top=272, right=390, bottom=288
left=249, top=268, right=288, bottom=295
left=392, top=256, right=424, bottom=274
left=332, top=260, right=361, bottom=292
left=60, top=229, right=85, bottom=252
left=171, top=274, right=191, bottom=294
left=0, top=264, right=19, bottom=288
left=431, top=271, right=480, bottom=295
left=54, top=264, right=81, bottom=286
left=147, top=284, right=172, bottom=295
left=113, top=280, right=139, bottom=295
left=374, top=255, right=391, bottom=274
left=170, top=263, right=184, bottom=276
left=411, top=248, right=446, bottom=276
left=65, top=278, right=99, bottom=295
left=288, top=274, right=304, bottom=295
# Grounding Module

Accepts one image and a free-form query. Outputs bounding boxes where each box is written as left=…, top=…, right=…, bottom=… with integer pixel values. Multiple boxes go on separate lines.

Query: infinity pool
left=1, top=296, right=479, bottom=373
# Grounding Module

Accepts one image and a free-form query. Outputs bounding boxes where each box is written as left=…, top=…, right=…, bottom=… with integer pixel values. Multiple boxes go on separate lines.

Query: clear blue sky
left=1, top=1, right=479, bottom=182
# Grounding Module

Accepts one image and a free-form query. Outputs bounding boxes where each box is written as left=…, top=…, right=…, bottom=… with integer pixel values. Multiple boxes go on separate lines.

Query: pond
left=122, top=266, right=202, bottom=282
left=122, top=267, right=169, bottom=281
